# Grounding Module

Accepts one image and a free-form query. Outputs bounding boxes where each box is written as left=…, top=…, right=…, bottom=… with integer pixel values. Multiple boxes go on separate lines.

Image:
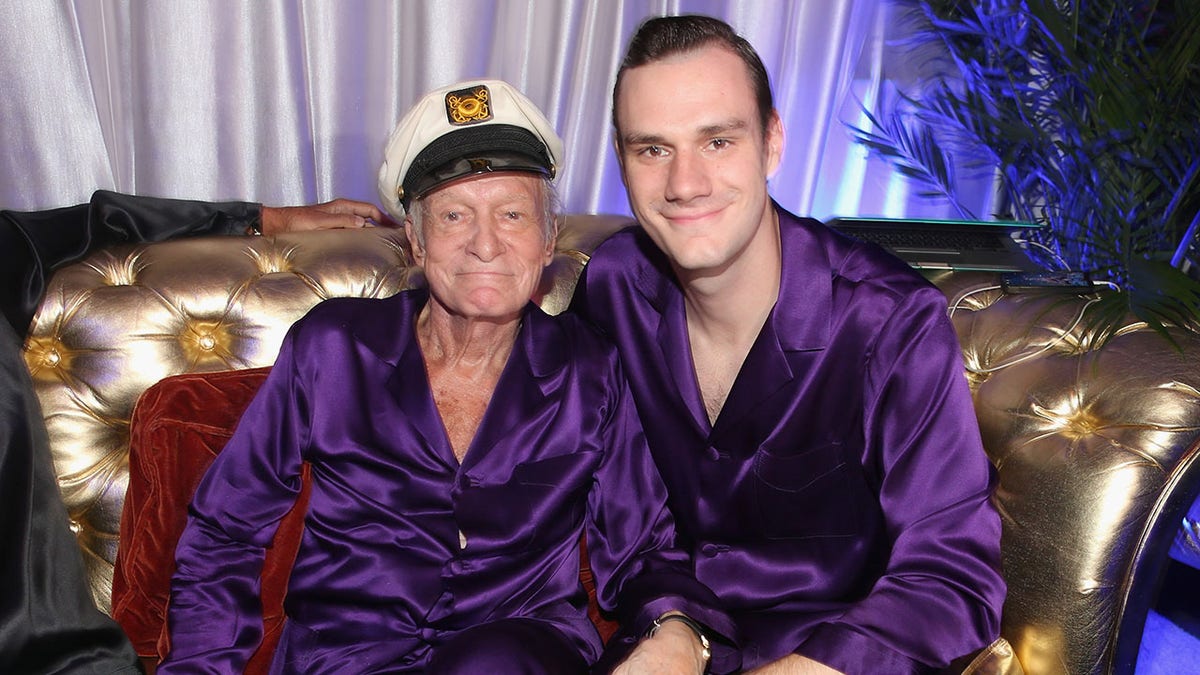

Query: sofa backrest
left=22, top=220, right=1200, bottom=674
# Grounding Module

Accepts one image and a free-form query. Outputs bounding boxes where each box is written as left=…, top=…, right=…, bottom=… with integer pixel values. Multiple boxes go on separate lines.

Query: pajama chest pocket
left=513, top=450, right=599, bottom=490
left=497, top=451, right=598, bottom=548
left=752, top=443, right=861, bottom=540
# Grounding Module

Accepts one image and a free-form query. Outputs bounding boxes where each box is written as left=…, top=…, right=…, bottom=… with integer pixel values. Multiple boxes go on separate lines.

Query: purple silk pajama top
left=570, top=203, right=1006, bottom=674
left=161, top=289, right=734, bottom=673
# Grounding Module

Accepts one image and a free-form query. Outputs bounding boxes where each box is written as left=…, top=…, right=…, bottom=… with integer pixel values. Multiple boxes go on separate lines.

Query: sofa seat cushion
left=111, top=366, right=617, bottom=671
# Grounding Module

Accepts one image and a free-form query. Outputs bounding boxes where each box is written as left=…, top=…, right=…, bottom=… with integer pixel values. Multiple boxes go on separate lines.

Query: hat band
left=401, top=124, right=554, bottom=207
left=407, top=152, right=552, bottom=205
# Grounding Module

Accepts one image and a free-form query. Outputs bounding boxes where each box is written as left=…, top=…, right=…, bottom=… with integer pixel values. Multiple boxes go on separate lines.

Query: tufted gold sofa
left=20, top=216, right=1200, bottom=674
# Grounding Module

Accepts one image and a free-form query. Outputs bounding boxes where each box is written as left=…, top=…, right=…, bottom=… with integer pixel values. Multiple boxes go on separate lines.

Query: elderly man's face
left=407, top=172, right=554, bottom=324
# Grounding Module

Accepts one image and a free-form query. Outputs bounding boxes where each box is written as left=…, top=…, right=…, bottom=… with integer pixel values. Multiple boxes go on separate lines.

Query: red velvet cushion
left=112, top=367, right=308, bottom=673
left=112, top=367, right=616, bottom=672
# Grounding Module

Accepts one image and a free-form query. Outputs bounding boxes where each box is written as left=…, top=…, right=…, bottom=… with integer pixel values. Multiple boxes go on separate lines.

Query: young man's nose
left=664, top=149, right=712, bottom=203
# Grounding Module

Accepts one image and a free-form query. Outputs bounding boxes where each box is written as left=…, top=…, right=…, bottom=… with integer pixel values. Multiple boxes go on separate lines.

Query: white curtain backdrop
left=0, top=0, right=967, bottom=221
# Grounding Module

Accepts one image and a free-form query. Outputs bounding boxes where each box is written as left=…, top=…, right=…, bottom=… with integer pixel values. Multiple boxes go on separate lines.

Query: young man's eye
left=639, top=145, right=665, bottom=158
left=710, top=138, right=730, bottom=150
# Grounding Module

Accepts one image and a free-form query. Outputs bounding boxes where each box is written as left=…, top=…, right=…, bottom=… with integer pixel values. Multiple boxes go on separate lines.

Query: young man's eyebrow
left=623, top=119, right=750, bottom=145
left=699, top=119, right=749, bottom=136
left=620, top=132, right=668, bottom=147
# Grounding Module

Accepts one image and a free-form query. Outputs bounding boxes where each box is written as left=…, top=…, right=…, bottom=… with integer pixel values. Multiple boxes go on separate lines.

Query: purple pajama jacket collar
left=627, top=202, right=835, bottom=353
left=339, top=288, right=575, bottom=473
left=344, top=286, right=571, bottom=380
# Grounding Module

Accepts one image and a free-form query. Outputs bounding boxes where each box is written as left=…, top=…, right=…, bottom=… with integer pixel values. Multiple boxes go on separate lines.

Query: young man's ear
left=763, top=109, right=782, bottom=176
left=612, top=136, right=627, bottom=175
left=764, top=110, right=785, bottom=178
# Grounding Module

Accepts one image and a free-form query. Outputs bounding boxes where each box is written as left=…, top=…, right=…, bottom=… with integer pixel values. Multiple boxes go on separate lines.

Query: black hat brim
left=401, top=124, right=553, bottom=206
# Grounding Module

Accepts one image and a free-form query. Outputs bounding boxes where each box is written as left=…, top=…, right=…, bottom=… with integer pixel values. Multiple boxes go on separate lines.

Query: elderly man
left=158, top=80, right=730, bottom=674
left=573, top=15, right=1006, bottom=675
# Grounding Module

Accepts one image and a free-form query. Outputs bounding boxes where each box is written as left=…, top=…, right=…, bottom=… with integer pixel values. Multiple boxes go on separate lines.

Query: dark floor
left=1153, top=561, right=1200, bottom=638
left=1136, top=560, right=1200, bottom=674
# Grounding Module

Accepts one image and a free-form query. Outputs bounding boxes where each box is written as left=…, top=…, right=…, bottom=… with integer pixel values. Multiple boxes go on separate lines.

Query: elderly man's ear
left=404, top=218, right=426, bottom=266
left=544, top=217, right=560, bottom=263
left=261, top=198, right=396, bottom=234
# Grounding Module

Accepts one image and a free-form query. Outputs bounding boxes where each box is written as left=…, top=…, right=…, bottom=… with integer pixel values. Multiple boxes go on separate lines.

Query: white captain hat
left=377, top=79, right=563, bottom=219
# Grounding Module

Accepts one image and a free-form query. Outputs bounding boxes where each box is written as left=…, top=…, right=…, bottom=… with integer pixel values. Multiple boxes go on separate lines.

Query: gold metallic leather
left=958, top=637, right=1024, bottom=675
left=23, top=234, right=1200, bottom=675
left=931, top=270, right=1200, bottom=674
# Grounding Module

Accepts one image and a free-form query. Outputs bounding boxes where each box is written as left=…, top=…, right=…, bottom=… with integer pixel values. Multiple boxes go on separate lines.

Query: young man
left=572, top=15, right=1006, bottom=674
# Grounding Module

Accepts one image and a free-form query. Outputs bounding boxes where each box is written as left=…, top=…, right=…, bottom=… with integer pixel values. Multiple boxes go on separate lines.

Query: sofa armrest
left=933, top=271, right=1200, bottom=674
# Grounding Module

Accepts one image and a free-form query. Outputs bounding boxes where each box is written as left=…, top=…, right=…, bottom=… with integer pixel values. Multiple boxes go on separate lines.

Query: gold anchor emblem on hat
left=445, top=85, right=492, bottom=125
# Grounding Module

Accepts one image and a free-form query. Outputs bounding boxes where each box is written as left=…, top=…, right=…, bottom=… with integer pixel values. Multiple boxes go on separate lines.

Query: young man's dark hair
left=612, top=14, right=775, bottom=138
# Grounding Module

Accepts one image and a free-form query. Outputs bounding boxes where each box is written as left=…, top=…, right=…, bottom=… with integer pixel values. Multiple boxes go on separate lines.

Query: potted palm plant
left=851, top=0, right=1200, bottom=342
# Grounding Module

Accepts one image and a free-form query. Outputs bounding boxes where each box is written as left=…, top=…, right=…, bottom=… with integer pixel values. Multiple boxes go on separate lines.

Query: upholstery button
left=700, top=543, right=720, bottom=557
left=93, top=250, right=144, bottom=286
left=246, top=242, right=295, bottom=274
left=24, top=337, right=72, bottom=376
left=181, top=319, right=233, bottom=365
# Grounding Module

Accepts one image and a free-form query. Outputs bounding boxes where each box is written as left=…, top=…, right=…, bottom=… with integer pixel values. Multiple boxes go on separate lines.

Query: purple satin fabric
left=571, top=204, right=1006, bottom=674
left=161, top=289, right=732, bottom=673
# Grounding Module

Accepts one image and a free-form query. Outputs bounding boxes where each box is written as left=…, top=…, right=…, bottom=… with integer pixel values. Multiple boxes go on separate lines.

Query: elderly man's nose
left=468, top=219, right=503, bottom=259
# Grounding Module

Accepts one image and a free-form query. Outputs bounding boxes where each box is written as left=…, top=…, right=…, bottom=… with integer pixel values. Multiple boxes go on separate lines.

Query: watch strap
left=648, top=613, right=712, bottom=664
